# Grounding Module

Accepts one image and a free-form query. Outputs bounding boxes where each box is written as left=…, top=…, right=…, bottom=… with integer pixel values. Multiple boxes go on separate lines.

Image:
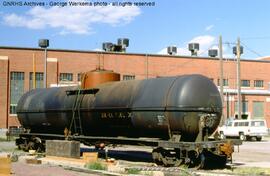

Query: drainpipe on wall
left=6, top=58, right=10, bottom=129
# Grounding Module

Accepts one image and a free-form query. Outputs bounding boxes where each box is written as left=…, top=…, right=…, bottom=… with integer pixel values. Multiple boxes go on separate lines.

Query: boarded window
left=29, top=72, right=44, bottom=89
left=10, top=72, right=24, bottom=114
left=253, top=101, right=264, bottom=119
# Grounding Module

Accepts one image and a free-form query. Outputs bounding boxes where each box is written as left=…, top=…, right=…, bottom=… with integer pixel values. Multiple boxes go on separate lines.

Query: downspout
left=6, top=59, right=10, bottom=129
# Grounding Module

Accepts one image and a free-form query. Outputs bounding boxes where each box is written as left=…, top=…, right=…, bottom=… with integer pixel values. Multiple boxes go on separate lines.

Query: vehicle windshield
left=251, top=121, right=265, bottom=127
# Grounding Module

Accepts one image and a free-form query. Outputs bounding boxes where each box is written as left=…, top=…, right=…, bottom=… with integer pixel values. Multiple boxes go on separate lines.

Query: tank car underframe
left=16, top=132, right=241, bottom=169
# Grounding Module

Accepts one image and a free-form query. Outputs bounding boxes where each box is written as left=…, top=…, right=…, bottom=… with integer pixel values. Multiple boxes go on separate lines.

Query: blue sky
left=1, top=0, right=270, bottom=59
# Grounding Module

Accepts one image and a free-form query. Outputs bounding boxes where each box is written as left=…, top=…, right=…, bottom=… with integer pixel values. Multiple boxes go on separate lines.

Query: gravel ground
left=232, top=137, right=270, bottom=168
left=1, top=136, right=270, bottom=175
left=11, top=162, right=97, bottom=176
left=0, top=141, right=100, bottom=176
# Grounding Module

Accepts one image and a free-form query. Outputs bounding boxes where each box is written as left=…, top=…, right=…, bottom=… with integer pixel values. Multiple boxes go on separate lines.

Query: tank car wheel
left=27, top=141, right=36, bottom=150
left=152, top=148, right=163, bottom=166
left=35, top=142, right=45, bottom=152
left=95, top=142, right=106, bottom=150
left=161, top=156, right=182, bottom=167
left=19, top=140, right=28, bottom=151
left=198, top=151, right=227, bottom=169
left=152, top=148, right=183, bottom=167
left=33, top=137, right=45, bottom=152
left=188, top=151, right=205, bottom=169
left=239, top=133, right=246, bottom=141
left=191, top=154, right=205, bottom=169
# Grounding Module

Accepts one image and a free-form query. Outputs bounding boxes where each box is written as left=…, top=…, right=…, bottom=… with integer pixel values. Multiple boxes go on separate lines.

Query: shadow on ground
left=81, top=147, right=153, bottom=163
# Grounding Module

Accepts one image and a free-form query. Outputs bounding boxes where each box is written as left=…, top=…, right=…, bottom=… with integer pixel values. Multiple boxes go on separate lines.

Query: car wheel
left=239, top=133, right=246, bottom=141
left=256, top=136, right=262, bottom=141
left=219, top=132, right=226, bottom=139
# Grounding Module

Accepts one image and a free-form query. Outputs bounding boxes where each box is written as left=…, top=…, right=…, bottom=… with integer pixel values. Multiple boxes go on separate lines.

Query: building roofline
left=221, top=88, right=270, bottom=95
left=1, top=45, right=270, bottom=63
left=256, top=56, right=270, bottom=60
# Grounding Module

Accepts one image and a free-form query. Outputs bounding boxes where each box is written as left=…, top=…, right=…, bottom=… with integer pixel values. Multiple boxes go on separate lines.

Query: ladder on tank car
left=71, top=89, right=83, bottom=135
left=66, top=88, right=99, bottom=135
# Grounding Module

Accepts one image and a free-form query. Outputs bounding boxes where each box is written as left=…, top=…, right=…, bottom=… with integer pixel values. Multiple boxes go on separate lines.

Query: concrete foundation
left=46, top=140, right=80, bottom=158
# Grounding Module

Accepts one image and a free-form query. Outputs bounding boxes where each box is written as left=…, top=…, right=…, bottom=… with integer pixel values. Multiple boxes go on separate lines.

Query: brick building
left=1, top=46, right=270, bottom=129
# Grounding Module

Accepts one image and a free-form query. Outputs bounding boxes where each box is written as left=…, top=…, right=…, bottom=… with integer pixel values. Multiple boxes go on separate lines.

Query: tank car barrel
left=17, top=74, right=222, bottom=141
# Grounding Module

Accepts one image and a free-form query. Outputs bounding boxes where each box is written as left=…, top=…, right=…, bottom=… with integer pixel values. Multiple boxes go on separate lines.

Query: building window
left=123, top=75, right=135, bottom=80
left=241, top=80, right=250, bottom=87
left=60, top=73, right=73, bottom=81
left=253, top=101, right=264, bottom=119
left=254, top=80, right=264, bottom=88
left=77, top=73, right=81, bottom=82
left=218, top=79, right=228, bottom=86
left=235, top=101, right=248, bottom=113
left=29, top=72, right=44, bottom=89
left=10, top=72, right=24, bottom=114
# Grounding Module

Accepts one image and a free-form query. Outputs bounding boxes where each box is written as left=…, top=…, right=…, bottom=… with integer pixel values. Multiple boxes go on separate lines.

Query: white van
left=218, top=119, right=268, bottom=141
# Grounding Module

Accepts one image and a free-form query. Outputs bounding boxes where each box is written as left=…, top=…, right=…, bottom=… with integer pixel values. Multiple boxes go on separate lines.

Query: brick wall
left=0, top=56, right=9, bottom=128
left=1, top=47, right=270, bottom=128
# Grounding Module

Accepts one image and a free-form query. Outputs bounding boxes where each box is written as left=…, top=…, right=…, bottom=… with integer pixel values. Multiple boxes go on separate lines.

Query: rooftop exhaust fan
left=208, top=49, right=218, bottom=57
left=38, top=39, right=49, bottom=48
left=102, top=42, right=113, bottom=51
left=167, top=46, right=177, bottom=55
left=233, top=46, right=243, bottom=55
left=188, top=43, right=199, bottom=56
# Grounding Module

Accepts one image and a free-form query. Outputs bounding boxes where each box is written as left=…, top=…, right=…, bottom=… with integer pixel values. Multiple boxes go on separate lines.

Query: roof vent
left=208, top=49, right=218, bottom=57
left=117, top=38, right=129, bottom=48
left=167, top=46, right=177, bottom=55
left=38, top=39, right=49, bottom=48
left=233, top=46, right=244, bottom=55
left=117, top=38, right=129, bottom=52
left=102, top=42, right=113, bottom=51
left=188, top=43, right=199, bottom=56
left=102, top=38, right=130, bottom=52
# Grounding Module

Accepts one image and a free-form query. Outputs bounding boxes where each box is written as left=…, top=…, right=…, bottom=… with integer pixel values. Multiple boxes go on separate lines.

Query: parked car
left=218, top=119, right=268, bottom=141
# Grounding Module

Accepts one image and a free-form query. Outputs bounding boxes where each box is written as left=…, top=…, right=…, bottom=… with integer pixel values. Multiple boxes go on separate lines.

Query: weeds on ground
left=0, top=137, right=8, bottom=142
left=85, top=162, right=107, bottom=171
left=0, top=136, right=16, bottom=141
left=178, top=165, right=193, bottom=176
left=126, top=168, right=141, bottom=175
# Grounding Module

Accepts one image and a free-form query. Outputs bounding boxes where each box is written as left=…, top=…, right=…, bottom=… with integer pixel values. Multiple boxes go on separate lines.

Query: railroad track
left=125, top=166, right=194, bottom=175
left=125, top=166, right=246, bottom=176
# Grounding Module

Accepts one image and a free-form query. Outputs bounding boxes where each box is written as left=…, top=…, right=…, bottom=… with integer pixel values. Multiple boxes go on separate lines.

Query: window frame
left=123, top=75, right=135, bottom=81
left=29, top=72, right=44, bottom=89
left=217, top=78, right=229, bottom=86
left=77, top=73, right=81, bottom=82
left=59, top=73, right=73, bottom=82
left=241, top=80, right=250, bottom=87
left=254, top=80, right=264, bottom=88
left=10, top=72, right=25, bottom=115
